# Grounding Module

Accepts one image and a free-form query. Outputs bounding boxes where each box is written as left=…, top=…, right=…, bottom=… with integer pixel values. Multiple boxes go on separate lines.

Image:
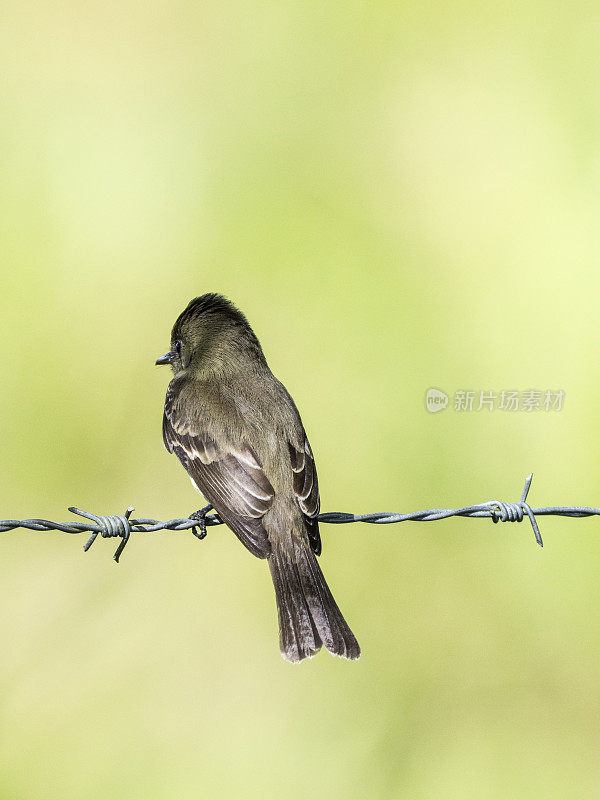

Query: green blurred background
left=1, top=1, right=599, bottom=797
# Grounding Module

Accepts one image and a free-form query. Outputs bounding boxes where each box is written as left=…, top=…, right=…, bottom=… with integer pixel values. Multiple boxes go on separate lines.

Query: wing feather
left=163, top=382, right=274, bottom=558
left=289, top=439, right=321, bottom=555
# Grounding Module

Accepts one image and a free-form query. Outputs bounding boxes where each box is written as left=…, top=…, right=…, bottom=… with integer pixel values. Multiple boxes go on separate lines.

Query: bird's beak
left=155, top=351, right=173, bottom=366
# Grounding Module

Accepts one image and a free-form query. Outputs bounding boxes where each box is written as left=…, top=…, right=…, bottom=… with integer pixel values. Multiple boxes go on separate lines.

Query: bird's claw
left=188, top=504, right=218, bottom=540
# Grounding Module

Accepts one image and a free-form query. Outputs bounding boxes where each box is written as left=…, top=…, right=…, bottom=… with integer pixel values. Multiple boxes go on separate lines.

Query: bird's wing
left=289, top=438, right=321, bottom=555
left=163, top=384, right=274, bottom=559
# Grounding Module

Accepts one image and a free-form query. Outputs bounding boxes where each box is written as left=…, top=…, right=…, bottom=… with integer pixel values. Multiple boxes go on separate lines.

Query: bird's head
left=156, top=293, right=265, bottom=377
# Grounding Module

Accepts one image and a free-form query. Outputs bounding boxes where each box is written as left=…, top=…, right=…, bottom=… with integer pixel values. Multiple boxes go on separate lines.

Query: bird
left=156, top=293, right=360, bottom=663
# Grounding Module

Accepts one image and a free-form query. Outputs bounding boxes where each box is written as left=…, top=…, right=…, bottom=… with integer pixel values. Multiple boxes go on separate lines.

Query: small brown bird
left=156, top=294, right=360, bottom=662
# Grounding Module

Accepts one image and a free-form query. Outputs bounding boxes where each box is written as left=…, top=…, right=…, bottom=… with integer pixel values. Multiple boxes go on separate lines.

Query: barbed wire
left=0, top=474, right=597, bottom=562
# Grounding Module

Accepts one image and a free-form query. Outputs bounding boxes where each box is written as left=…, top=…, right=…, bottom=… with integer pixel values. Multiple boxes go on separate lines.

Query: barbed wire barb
left=2, top=473, right=600, bottom=561
left=69, top=506, right=135, bottom=563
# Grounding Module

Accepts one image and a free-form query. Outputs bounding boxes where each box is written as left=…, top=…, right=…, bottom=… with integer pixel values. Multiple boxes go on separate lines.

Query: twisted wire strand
left=0, top=474, right=596, bottom=561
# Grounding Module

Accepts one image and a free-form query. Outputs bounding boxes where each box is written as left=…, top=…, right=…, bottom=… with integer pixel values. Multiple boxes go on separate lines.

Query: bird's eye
left=174, top=340, right=182, bottom=357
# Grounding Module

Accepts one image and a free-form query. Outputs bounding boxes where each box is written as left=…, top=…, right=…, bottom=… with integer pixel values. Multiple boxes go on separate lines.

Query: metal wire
left=1, top=473, right=596, bottom=562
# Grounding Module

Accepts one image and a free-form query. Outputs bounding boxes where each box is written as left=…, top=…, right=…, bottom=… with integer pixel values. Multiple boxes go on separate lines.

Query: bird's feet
left=189, top=504, right=217, bottom=540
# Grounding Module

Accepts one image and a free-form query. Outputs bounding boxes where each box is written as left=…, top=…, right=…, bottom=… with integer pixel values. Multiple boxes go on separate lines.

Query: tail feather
left=268, top=533, right=360, bottom=663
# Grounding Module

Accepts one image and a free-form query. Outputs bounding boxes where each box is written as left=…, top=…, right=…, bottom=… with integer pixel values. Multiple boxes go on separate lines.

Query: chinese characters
left=453, top=390, right=564, bottom=412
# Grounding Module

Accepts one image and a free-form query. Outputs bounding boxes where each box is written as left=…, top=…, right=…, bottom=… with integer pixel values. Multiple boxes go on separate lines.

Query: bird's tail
left=268, top=531, right=360, bottom=663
